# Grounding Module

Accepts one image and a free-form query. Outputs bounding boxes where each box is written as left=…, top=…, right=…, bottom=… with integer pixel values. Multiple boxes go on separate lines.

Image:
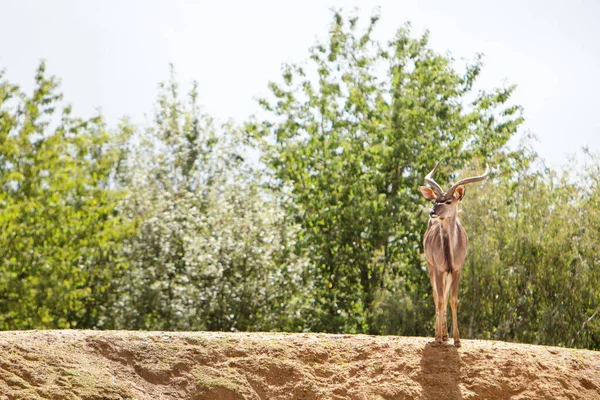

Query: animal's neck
left=437, top=213, right=458, bottom=233
left=437, top=214, right=458, bottom=274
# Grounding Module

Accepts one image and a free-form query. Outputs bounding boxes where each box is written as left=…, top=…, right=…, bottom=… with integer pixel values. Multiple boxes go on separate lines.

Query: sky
left=1, top=0, right=599, bottom=170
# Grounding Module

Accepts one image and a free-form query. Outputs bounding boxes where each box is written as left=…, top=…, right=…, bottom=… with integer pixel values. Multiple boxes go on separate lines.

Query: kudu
left=419, top=161, right=489, bottom=347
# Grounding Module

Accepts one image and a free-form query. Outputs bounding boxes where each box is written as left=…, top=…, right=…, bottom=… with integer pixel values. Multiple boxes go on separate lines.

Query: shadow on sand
left=416, top=341, right=462, bottom=400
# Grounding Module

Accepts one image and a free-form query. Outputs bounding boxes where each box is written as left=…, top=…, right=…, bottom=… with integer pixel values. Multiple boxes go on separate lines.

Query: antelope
left=419, top=161, right=489, bottom=347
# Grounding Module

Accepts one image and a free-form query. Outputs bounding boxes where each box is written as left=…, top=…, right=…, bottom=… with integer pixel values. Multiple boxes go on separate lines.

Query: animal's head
left=419, top=161, right=489, bottom=220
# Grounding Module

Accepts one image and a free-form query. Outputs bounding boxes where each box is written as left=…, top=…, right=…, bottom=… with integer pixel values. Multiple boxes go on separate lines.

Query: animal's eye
left=445, top=200, right=452, bottom=204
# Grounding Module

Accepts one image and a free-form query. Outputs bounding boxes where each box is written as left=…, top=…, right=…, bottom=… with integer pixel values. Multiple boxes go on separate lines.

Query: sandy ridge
left=0, top=330, right=598, bottom=399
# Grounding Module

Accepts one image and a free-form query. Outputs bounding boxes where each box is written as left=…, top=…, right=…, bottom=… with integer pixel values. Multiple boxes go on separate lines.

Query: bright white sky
left=1, top=0, right=599, bottom=169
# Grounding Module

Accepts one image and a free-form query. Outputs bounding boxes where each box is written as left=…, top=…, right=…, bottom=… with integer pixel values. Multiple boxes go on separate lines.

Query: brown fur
left=422, top=199, right=468, bottom=347
left=440, top=229, right=453, bottom=273
left=420, top=165, right=487, bottom=347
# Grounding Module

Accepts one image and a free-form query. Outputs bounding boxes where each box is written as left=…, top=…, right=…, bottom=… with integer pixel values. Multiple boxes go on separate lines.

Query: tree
left=0, top=63, right=132, bottom=329
left=250, top=11, right=524, bottom=333
left=105, top=69, right=311, bottom=331
left=462, top=144, right=600, bottom=349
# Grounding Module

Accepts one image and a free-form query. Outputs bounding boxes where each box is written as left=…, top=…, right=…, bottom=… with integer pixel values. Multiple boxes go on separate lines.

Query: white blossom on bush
left=104, top=70, right=311, bottom=331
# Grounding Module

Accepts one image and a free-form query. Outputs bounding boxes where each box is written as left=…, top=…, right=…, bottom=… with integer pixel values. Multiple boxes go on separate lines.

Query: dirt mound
left=0, top=330, right=597, bottom=399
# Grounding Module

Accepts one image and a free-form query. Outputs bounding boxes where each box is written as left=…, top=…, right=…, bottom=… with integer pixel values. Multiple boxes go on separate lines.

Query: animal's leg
left=442, top=272, right=453, bottom=342
left=429, top=269, right=439, bottom=340
left=432, top=289, right=440, bottom=340
left=442, top=320, right=449, bottom=342
left=451, top=270, right=462, bottom=347
left=434, top=270, right=446, bottom=344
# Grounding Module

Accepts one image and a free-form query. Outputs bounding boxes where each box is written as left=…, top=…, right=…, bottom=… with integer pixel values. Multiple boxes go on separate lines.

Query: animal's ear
left=454, top=186, right=466, bottom=202
left=419, top=186, right=437, bottom=201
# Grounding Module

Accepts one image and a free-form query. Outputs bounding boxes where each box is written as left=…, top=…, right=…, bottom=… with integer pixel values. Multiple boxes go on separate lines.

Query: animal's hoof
left=454, top=340, right=461, bottom=348
left=442, top=335, right=449, bottom=342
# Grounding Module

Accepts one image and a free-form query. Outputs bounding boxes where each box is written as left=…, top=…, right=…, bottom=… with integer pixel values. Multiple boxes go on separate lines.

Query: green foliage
left=0, top=11, right=598, bottom=351
left=0, top=63, right=132, bottom=329
left=250, top=11, right=523, bottom=333
left=462, top=145, right=600, bottom=349
left=103, top=69, right=310, bottom=331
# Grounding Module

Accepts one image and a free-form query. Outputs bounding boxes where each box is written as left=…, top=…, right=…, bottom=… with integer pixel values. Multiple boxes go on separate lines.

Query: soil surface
left=0, top=330, right=598, bottom=399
